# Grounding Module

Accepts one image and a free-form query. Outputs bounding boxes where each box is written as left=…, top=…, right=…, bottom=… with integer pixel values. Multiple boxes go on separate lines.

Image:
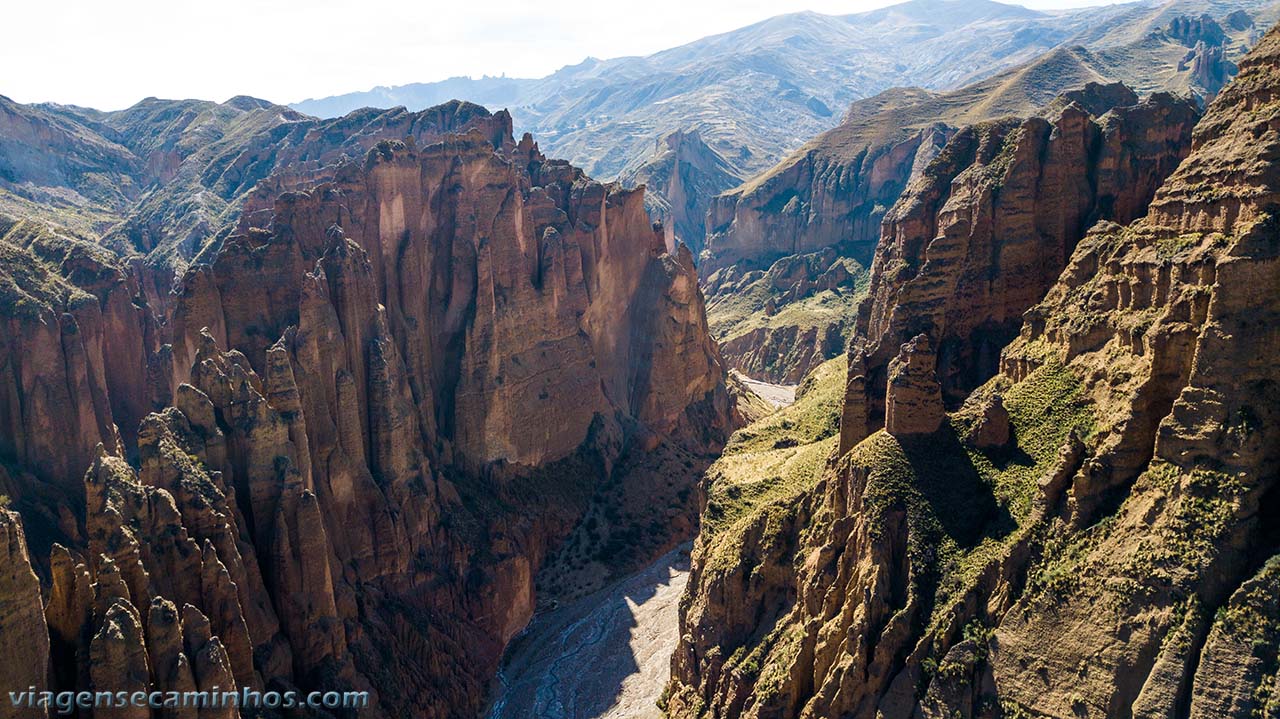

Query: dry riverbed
left=733, top=371, right=798, bottom=408
left=486, top=544, right=692, bottom=719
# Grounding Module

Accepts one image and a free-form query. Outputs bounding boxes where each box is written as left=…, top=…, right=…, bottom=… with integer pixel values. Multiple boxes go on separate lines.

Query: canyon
left=0, top=103, right=734, bottom=718
left=666, top=16, right=1280, bottom=719
left=0, top=1, right=1278, bottom=718
left=700, top=2, right=1272, bottom=383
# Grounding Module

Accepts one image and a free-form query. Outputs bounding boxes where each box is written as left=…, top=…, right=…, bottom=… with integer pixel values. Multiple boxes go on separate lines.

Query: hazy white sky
left=4, top=0, right=1124, bottom=110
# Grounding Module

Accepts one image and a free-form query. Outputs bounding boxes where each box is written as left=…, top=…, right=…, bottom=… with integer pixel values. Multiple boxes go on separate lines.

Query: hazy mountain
left=699, top=0, right=1274, bottom=383
left=292, top=0, right=1274, bottom=251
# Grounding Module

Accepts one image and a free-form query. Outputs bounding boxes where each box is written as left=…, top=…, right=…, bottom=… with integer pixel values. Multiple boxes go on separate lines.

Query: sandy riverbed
left=486, top=544, right=692, bottom=719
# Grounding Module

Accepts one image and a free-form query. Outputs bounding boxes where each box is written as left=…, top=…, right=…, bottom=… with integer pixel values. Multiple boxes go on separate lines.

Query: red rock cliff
left=667, top=22, right=1280, bottom=719
left=0, top=105, right=731, bottom=718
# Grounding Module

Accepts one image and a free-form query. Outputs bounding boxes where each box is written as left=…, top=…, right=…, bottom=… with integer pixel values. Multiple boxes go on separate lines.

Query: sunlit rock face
left=0, top=102, right=732, bottom=718
left=666, top=23, right=1280, bottom=719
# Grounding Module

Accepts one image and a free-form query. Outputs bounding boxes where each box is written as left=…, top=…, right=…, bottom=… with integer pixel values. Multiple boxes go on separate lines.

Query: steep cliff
left=0, top=105, right=731, bottom=718
left=700, top=7, right=1261, bottom=278
left=705, top=85, right=1198, bottom=387
left=699, top=6, right=1266, bottom=386
left=0, top=94, right=512, bottom=312
left=667, top=20, right=1280, bottom=719
left=618, top=130, right=743, bottom=255
left=844, top=90, right=1199, bottom=444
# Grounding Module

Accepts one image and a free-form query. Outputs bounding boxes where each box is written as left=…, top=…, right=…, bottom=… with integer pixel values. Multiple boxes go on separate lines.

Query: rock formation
left=618, top=129, right=743, bottom=254
left=884, top=334, right=943, bottom=436
left=699, top=7, right=1262, bottom=385
left=840, top=90, right=1199, bottom=449
left=703, top=247, right=864, bottom=384
left=0, top=510, right=49, bottom=716
left=0, top=103, right=731, bottom=718
left=666, top=20, right=1280, bottom=719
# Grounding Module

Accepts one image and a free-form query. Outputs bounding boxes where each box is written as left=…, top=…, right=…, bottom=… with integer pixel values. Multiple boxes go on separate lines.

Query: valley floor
left=732, top=371, right=798, bottom=408
left=485, top=544, right=693, bottom=719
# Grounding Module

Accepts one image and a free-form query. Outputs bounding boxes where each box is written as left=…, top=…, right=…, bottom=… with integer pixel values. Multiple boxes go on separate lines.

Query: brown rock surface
left=884, top=333, right=944, bottom=436
left=666, top=21, right=1280, bottom=719
left=617, top=129, right=743, bottom=254
left=698, top=15, right=1255, bottom=386
left=0, top=220, right=156, bottom=494
left=0, top=510, right=49, bottom=718
left=703, top=247, right=864, bottom=384
left=842, top=90, right=1198, bottom=447
left=0, top=103, right=731, bottom=718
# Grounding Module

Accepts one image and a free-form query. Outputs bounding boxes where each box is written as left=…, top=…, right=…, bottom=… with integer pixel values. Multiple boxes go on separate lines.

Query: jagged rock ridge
left=666, top=19, right=1280, bottom=719
left=699, top=4, right=1268, bottom=384
left=705, top=84, right=1199, bottom=387
left=0, top=105, right=732, bottom=718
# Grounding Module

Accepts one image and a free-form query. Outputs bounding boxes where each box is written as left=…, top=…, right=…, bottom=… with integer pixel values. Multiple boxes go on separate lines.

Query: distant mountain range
left=293, top=0, right=1279, bottom=250
left=697, top=0, right=1274, bottom=383
left=1, top=0, right=1275, bottom=289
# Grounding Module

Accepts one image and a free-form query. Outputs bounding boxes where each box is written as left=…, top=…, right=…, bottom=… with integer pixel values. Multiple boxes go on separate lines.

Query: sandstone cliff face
left=842, top=91, right=1199, bottom=448
left=698, top=8, right=1262, bottom=386
left=1, top=94, right=514, bottom=312
left=666, top=22, right=1280, bottom=719
left=0, top=510, right=49, bottom=716
left=704, top=86, right=1197, bottom=388
left=618, top=130, right=743, bottom=255
left=0, top=105, right=731, bottom=718
left=699, top=8, right=1257, bottom=279
left=701, top=114, right=949, bottom=275
left=0, top=219, right=156, bottom=493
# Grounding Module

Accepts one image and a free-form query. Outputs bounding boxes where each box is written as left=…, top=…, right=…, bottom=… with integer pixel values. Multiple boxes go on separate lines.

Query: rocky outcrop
left=698, top=21, right=1251, bottom=280
left=697, top=10, right=1262, bottom=386
left=618, top=129, right=742, bottom=254
left=1, top=95, right=514, bottom=306
left=701, top=114, right=950, bottom=274
left=0, top=104, right=731, bottom=718
left=839, top=90, right=1199, bottom=450
left=884, top=334, right=943, bottom=436
left=0, top=220, right=157, bottom=494
left=667, top=21, right=1280, bottom=719
left=704, top=247, right=863, bottom=383
left=0, top=510, right=49, bottom=716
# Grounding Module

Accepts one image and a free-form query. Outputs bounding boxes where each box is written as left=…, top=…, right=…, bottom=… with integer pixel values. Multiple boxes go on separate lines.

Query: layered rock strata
left=0, top=105, right=731, bottom=718
left=841, top=91, right=1200, bottom=450
left=666, top=21, right=1280, bottom=719
left=703, top=247, right=864, bottom=384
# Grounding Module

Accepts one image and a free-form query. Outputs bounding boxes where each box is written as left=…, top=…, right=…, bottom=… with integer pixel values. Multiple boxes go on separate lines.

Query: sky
left=4, top=0, right=1126, bottom=111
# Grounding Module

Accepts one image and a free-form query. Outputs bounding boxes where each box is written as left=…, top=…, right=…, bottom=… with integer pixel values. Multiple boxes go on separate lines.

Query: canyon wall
left=0, top=104, right=731, bottom=718
left=843, top=89, right=1199, bottom=445
left=666, top=20, right=1280, bottom=719
left=699, top=10, right=1262, bottom=385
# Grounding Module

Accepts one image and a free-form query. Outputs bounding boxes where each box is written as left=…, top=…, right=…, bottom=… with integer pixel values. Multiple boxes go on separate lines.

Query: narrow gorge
left=0, top=105, right=735, bottom=718
left=0, top=2, right=1278, bottom=719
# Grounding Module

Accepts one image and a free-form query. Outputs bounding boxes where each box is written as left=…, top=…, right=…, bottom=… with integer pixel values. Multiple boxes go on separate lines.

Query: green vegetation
left=847, top=358, right=1094, bottom=630
left=958, top=360, right=1096, bottom=519
left=1209, top=556, right=1280, bottom=718
left=700, top=358, right=846, bottom=568
left=0, top=222, right=96, bottom=319
left=705, top=256, right=869, bottom=349
left=725, top=358, right=846, bottom=455
left=0, top=188, right=124, bottom=239
left=721, top=622, right=806, bottom=708
left=1025, top=460, right=1250, bottom=615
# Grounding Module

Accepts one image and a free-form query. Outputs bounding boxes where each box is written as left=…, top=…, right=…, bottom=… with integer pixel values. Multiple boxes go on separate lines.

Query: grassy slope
left=700, top=358, right=846, bottom=569
left=695, top=353, right=1096, bottom=634
left=707, top=257, right=869, bottom=346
